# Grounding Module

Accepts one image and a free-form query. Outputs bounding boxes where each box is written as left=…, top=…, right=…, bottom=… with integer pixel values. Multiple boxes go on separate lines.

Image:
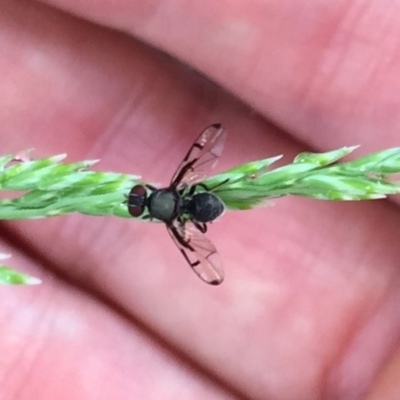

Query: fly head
left=128, top=185, right=148, bottom=217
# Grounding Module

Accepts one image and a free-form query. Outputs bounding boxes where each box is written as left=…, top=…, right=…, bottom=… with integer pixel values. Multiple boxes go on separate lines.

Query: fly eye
left=129, top=185, right=147, bottom=197
left=128, top=185, right=147, bottom=217
left=128, top=204, right=145, bottom=217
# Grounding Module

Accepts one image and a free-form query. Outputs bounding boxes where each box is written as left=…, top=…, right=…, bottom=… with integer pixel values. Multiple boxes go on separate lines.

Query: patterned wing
left=171, top=124, right=226, bottom=189
left=167, top=221, right=224, bottom=285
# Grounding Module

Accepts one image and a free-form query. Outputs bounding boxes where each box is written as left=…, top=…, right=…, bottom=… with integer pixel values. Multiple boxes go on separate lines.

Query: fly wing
left=171, top=124, right=226, bottom=188
left=167, top=222, right=224, bottom=285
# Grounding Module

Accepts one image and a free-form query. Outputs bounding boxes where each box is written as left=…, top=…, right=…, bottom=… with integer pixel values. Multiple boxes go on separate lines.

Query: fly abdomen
left=187, top=192, right=224, bottom=223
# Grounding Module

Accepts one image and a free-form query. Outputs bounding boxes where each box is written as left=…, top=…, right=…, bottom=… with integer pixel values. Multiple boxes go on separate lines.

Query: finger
left=1, top=266, right=236, bottom=399
left=37, top=0, right=400, bottom=150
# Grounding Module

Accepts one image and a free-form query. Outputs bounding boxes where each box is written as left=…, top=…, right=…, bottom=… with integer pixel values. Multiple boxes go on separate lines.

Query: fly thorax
left=148, top=189, right=180, bottom=222
left=187, top=192, right=224, bottom=223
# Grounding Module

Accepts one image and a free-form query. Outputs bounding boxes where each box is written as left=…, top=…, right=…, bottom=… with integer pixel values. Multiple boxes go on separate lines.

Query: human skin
left=1, top=1, right=400, bottom=399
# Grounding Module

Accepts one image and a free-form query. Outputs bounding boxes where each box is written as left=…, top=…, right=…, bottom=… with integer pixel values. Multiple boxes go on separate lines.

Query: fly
left=127, top=123, right=227, bottom=285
